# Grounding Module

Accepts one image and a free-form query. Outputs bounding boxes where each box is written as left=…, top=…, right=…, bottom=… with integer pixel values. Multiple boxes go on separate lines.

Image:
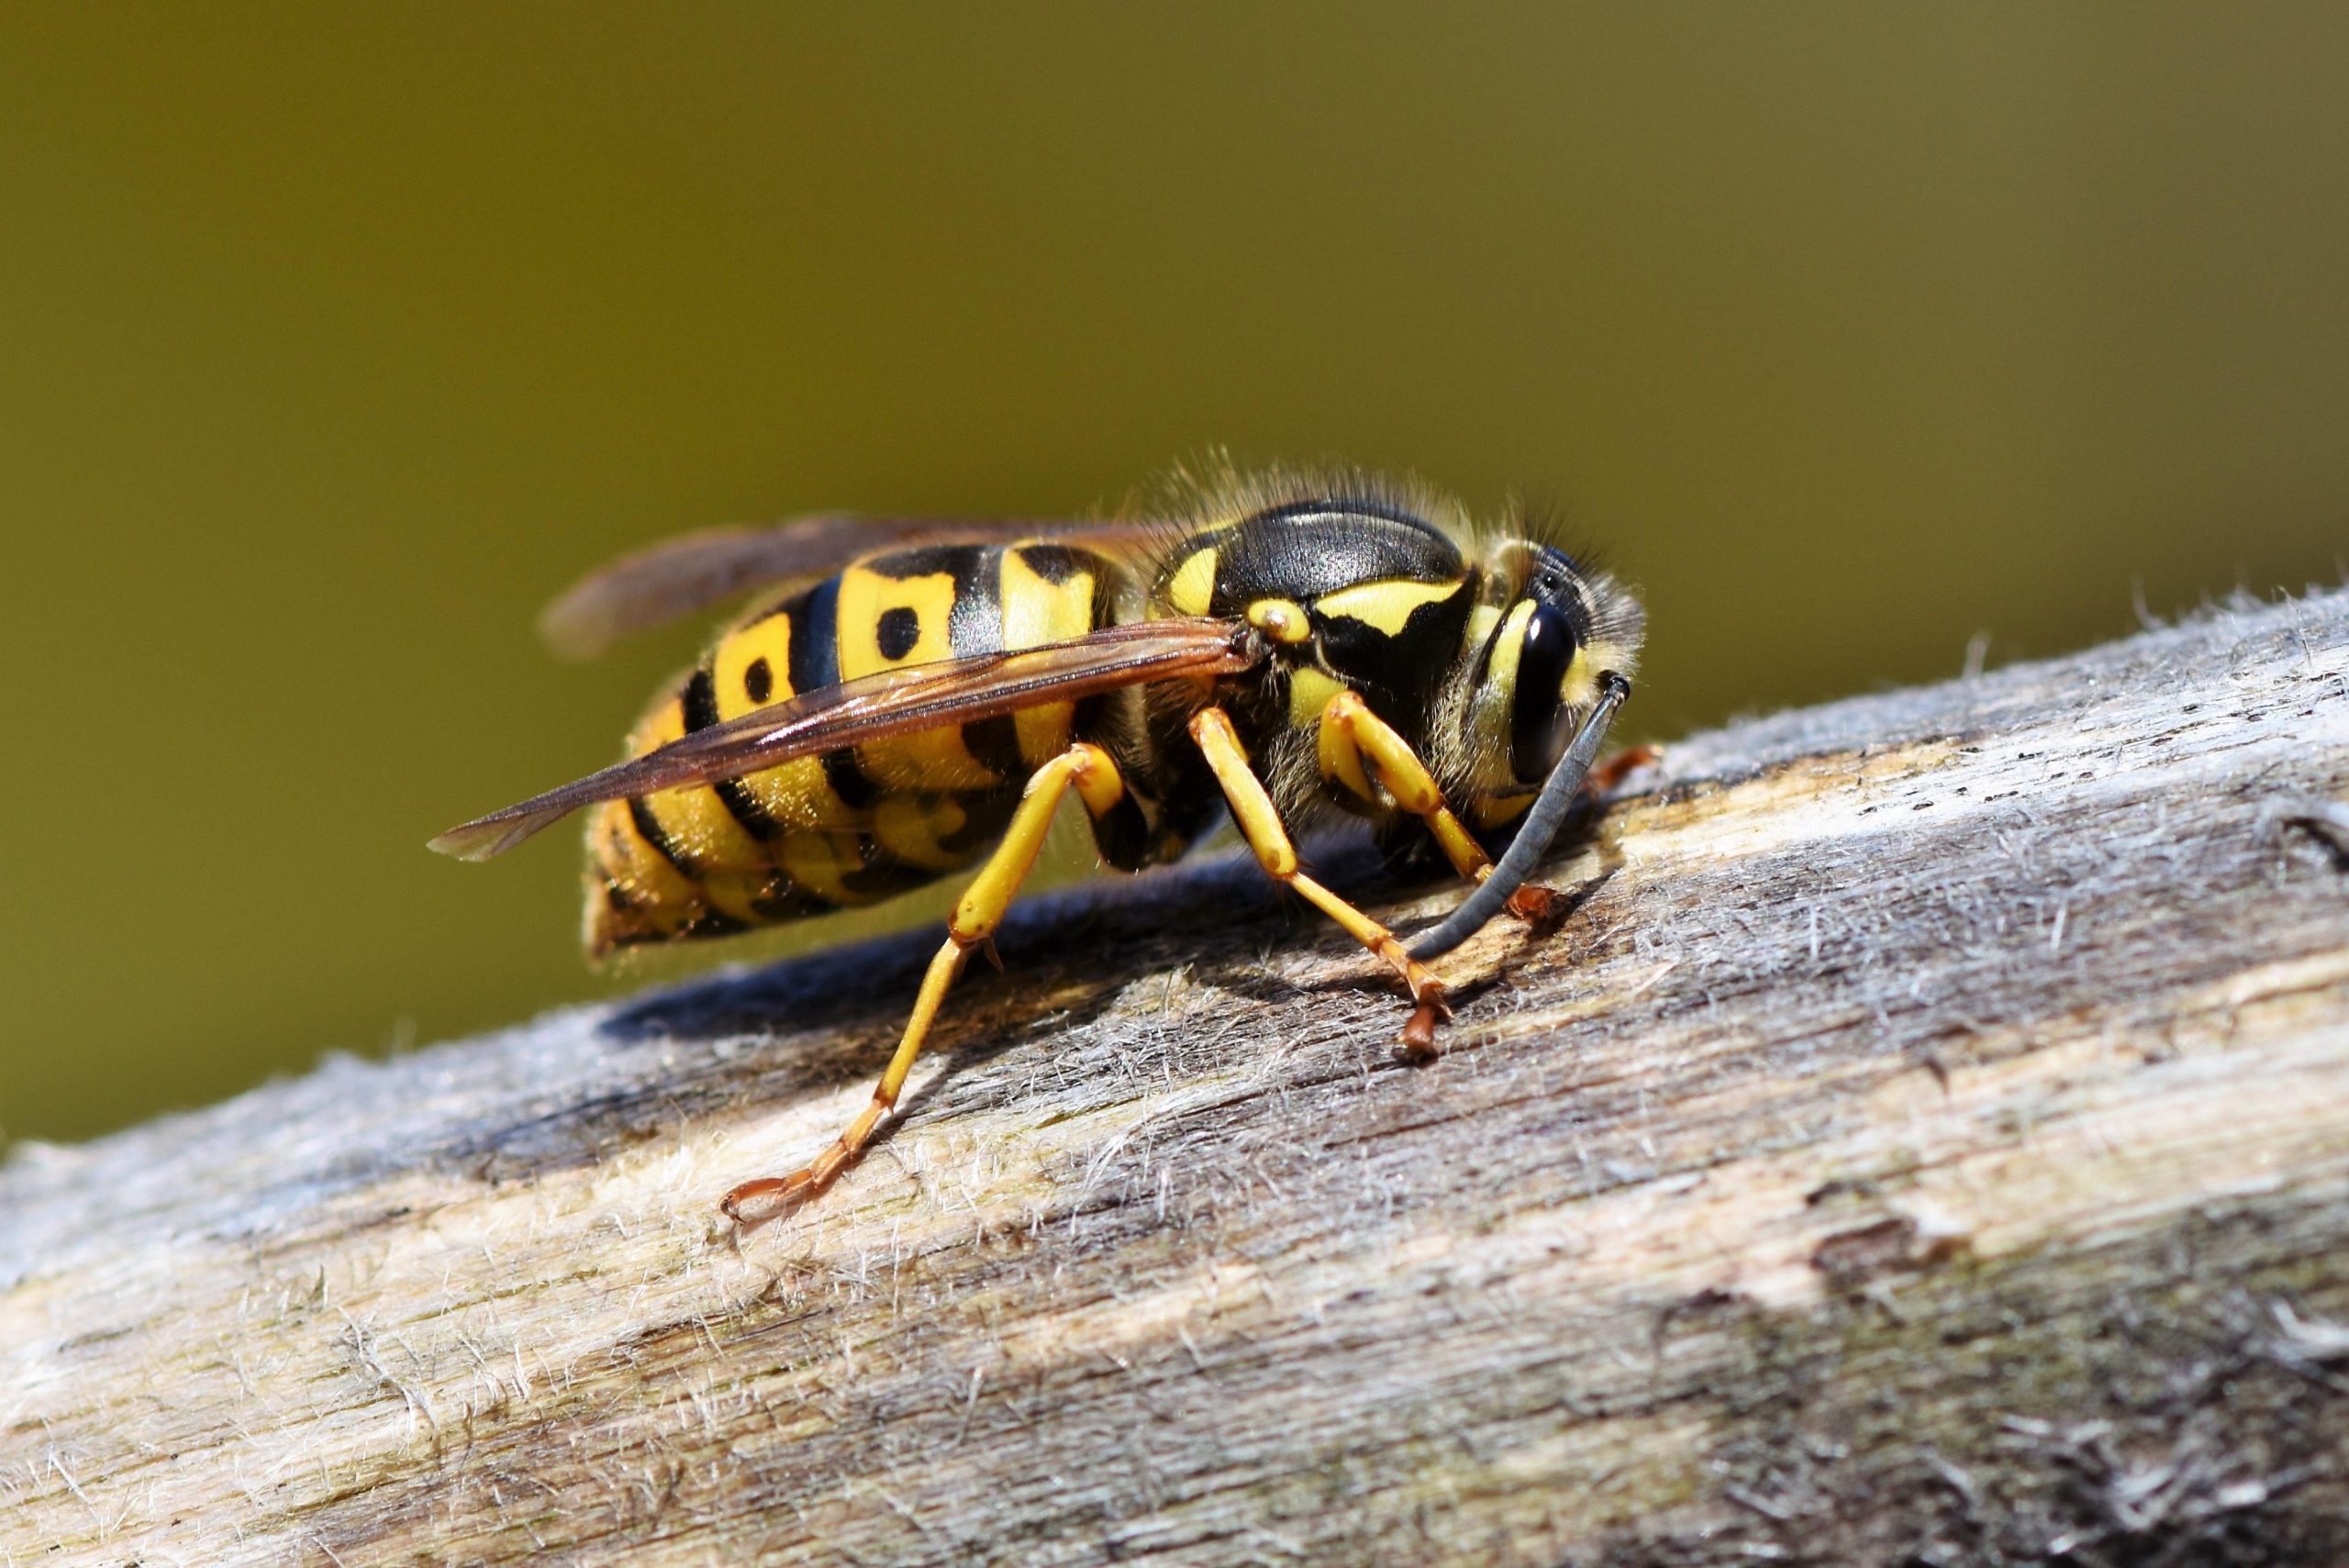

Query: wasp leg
left=1189, top=706, right=1452, bottom=1057
left=721, top=742, right=1130, bottom=1223
left=1587, top=742, right=1662, bottom=796
left=1317, top=689, right=1562, bottom=924
left=1324, top=692, right=1652, bottom=928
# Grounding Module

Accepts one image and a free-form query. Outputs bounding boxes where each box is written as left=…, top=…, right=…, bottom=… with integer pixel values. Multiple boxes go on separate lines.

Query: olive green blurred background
left=5, top=5, right=2345, bottom=1144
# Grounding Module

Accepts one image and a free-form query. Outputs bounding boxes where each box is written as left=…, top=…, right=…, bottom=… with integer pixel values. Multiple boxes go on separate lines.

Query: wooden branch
left=8, top=590, right=2349, bottom=1566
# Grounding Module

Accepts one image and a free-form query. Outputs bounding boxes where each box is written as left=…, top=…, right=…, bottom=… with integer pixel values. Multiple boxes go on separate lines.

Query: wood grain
left=7, top=589, right=2349, bottom=1566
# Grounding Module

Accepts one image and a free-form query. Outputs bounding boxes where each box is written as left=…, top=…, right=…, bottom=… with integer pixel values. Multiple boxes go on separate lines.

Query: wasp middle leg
left=721, top=741, right=1130, bottom=1223
left=1188, top=706, right=1453, bottom=1056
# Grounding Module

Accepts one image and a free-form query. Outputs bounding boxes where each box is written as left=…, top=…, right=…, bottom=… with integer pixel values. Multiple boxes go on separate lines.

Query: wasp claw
left=720, top=1172, right=815, bottom=1228
left=1396, top=983, right=1450, bottom=1063
left=1587, top=742, right=1661, bottom=796
left=1505, top=884, right=1564, bottom=925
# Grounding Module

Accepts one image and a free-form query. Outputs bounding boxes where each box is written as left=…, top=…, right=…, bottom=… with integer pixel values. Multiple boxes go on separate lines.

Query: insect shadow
left=596, top=841, right=1290, bottom=1044
left=458, top=823, right=1613, bottom=1190
left=591, top=824, right=1584, bottom=1052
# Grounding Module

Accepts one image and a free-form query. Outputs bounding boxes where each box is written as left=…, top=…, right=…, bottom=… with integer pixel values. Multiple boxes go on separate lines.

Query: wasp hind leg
left=721, top=742, right=1130, bottom=1224
left=1188, top=706, right=1453, bottom=1059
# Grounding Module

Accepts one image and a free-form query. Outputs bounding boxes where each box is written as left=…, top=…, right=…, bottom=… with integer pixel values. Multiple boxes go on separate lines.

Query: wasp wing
left=430, top=617, right=1256, bottom=861
left=539, top=514, right=1168, bottom=660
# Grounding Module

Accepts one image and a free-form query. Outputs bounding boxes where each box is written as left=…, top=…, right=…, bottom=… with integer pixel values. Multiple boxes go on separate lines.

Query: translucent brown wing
left=538, top=514, right=1168, bottom=660
left=430, top=617, right=1258, bottom=861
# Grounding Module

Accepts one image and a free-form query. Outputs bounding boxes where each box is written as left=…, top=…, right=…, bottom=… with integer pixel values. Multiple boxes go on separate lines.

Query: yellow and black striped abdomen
left=586, top=541, right=1119, bottom=953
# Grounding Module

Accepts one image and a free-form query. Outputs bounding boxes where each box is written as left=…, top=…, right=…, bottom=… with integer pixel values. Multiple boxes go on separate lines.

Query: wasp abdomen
left=586, top=541, right=1117, bottom=953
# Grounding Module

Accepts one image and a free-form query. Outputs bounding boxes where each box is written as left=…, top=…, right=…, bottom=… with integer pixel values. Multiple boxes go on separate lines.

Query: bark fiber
left=8, top=591, right=2349, bottom=1566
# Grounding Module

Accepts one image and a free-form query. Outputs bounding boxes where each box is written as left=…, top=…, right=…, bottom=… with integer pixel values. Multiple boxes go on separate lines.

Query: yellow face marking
left=1314, top=577, right=1463, bottom=635
left=1002, top=547, right=1097, bottom=766
left=1288, top=666, right=1345, bottom=730
left=1246, top=597, right=1311, bottom=644
left=1574, top=639, right=1634, bottom=706
left=1486, top=601, right=1536, bottom=694
left=1465, top=603, right=1502, bottom=651
left=1559, top=647, right=1598, bottom=711
left=1164, top=547, right=1219, bottom=616
left=1475, top=791, right=1537, bottom=828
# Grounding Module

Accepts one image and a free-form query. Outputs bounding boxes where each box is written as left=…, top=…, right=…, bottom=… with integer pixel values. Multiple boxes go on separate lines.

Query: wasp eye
left=1509, top=601, right=1581, bottom=784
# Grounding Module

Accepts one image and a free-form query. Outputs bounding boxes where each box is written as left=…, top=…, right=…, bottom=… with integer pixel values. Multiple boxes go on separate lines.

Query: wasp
left=432, top=468, right=1642, bottom=1220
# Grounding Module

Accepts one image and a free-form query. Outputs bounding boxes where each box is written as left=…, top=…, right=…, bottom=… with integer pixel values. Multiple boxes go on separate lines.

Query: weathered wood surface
left=8, top=590, right=2349, bottom=1567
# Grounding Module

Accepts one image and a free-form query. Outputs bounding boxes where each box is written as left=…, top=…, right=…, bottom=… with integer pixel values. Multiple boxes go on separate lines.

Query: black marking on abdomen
left=946, top=549, right=1004, bottom=655
left=685, top=666, right=782, bottom=840
left=683, top=909, right=750, bottom=940
left=751, top=879, right=833, bottom=922
left=628, top=796, right=696, bottom=877
left=860, top=544, right=976, bottom=581
left=683, top=666, right=720, bottom=732
left=957, top=549, right=1038, bottom=783
left=839, top=835, right=950, bottom=902
left=938, top=792, right=1019, bottom=858
left=961, top=716, right=1027, bottom=784
left=821, top=750, right=879, bottom=808
left=793, top=575, right=881, bottom=808
left=1012, top=542, right=1085, bottom=585
left=876, top=606, right=920, bottom=661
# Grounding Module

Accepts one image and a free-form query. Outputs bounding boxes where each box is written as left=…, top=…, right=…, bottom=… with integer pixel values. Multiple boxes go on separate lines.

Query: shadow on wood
left=6, top=590, right=2349, bottom=1565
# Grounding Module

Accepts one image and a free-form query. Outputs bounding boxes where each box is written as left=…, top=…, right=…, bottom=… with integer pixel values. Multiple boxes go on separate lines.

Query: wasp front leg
left=1315, top=689, right=1562, bottom=925
left=721, top=742, right=1130, bottom=1224
left=1189, top=706, right=1452, bottom=1057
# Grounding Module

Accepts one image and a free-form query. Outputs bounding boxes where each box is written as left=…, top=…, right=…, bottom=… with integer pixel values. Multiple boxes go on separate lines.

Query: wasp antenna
left=1408, top=672, right=1631, bottom=961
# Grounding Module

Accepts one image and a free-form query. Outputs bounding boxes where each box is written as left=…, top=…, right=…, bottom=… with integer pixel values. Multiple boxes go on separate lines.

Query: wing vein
left=430, top=618, right=1255, bottom=861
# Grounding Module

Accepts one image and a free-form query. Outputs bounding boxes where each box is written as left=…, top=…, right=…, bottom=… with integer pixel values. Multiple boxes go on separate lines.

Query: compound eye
left=1508, top=601, right=1581, bottom=783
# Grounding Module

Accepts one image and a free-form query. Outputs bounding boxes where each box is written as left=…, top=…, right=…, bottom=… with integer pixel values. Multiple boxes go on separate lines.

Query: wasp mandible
left=432, top=467, right=1643, bottom=1220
